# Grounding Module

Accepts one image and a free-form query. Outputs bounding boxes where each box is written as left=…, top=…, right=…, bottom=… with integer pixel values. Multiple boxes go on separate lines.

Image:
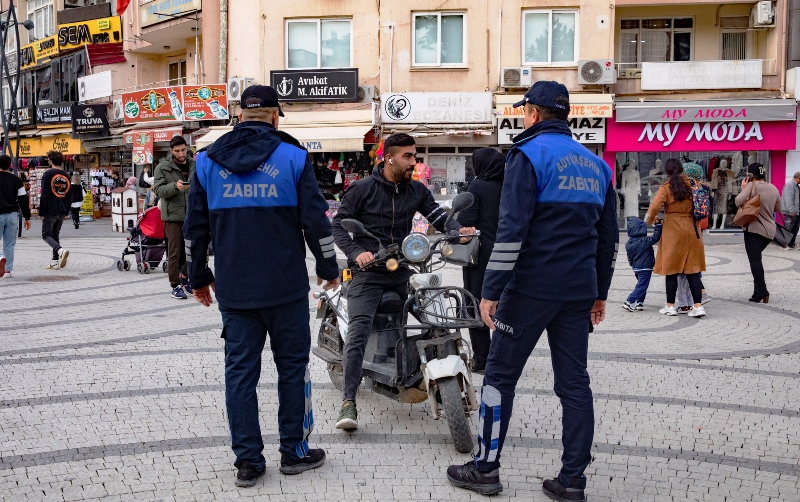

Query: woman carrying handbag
left=734, top=163, right=781, bottom=303
left=455, top=148, right=505, bottom=373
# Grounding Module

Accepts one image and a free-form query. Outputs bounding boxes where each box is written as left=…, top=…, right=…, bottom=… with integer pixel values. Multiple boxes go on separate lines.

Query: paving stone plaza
left=1, top=222, right=799, bottom=501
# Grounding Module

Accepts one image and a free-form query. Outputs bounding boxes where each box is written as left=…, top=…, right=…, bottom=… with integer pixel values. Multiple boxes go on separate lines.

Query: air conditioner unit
left=577, top=60, right=617, bottom=85
left=228, top=77, right=255, bottom=102
left=64, top=0, right=86, bottom=6
left=751, top=1, right=776, bottom=27
left=500, top=67, right=532, bottom=88
left=357, top=85, right=376, bottom=103
left=624, top=68, right=642, bottom=79
left=111, top=99, right=123, bottom=120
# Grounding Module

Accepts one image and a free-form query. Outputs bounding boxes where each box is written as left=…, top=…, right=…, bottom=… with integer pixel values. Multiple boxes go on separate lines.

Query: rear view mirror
left=341, top=219, right=366, bottom=234
left=450, top=192, right=474, bottom=214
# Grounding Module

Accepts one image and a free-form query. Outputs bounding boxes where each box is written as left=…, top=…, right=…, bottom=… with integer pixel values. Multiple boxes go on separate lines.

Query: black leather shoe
left=542, top=477, right=586, bottom=501
left=235, top=461, right=265, bottom=488
left=279, top=448, right=326, bottom=474
left=447, top=461, right=503, bottom=495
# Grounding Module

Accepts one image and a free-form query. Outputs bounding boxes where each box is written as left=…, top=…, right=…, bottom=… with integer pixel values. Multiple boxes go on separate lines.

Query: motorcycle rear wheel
left=438, top=376, right=474, bottom=453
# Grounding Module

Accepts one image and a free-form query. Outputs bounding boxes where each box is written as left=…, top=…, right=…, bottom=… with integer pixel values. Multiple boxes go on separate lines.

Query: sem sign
left=58, top=16, right=122, bottom=51
left=141, top=0, right=202, bottom=28
left=382, top=92, right=492, bottom=124
left=641, top=60, right=762, bottom=91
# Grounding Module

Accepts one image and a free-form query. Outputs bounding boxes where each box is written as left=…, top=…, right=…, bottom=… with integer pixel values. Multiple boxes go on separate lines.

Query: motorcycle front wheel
left=438, top=376, right=474, bottom=453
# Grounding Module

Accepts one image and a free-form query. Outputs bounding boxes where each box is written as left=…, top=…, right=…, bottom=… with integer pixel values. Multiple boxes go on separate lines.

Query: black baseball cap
left=512, top=80, right=570, bottom=111
left=240, top=85, right=285, bottom=116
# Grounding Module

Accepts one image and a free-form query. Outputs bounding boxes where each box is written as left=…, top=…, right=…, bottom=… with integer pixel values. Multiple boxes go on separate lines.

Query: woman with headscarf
left=68, top=172, right=85, bottom=229
left=735, top=163, right=781, bottom=303
left=455, top=148, right=505, bottom=373
left=674, top=163, right=711, bottom=312
left=645, top=158, right=707, bottom=317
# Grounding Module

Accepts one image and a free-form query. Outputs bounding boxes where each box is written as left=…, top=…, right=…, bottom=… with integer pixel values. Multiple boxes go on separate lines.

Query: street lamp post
left=0, top=0, right=33, bottom=237
left=153, top=10, right=201, bottom=85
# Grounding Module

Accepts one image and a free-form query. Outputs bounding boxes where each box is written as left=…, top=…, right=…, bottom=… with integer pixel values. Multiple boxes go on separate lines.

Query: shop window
left=619, top=17, right=693, bottom=73
left=35, top=66, right=52, bottom=103
left=721, top=31, right=748, bottom=60
left=522, top=10, right=578, bottom=65
left=286, top=19, right=352, bottom=69
left=50, top=52, right=86, bottom=103
left=27, top=0, right=54, bottom=42
left=413, top=12, right=466, bottom=67
left=168, top=60, right=187, bottom=86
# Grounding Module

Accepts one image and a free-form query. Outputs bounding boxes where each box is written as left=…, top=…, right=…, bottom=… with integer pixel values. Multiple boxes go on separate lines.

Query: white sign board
left=641, top=60, right=762, bottom=91
left=496, top=114, right=606, bottom=145
left=381, top=92, right=492, bottom=124
left=78, top=71, right=113, bottom=102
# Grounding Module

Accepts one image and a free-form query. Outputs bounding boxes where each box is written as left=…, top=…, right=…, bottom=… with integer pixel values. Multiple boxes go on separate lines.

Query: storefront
left=495, top=94, right=613, bottom=157
left=607, top=99, right=797, bottom=230
left=381, top=92, right=494, bottom=197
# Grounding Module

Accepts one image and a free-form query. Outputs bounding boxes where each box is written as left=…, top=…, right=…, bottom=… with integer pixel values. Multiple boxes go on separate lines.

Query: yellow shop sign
left=10, top=134, right=84, bottom=157
left=58, top=16, right=122, bottom=50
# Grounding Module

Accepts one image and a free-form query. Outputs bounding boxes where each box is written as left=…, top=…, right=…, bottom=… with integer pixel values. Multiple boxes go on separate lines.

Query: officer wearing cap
left=447, top=81, right=618, bottom=501
left=184, top=85, right=340, bottom=487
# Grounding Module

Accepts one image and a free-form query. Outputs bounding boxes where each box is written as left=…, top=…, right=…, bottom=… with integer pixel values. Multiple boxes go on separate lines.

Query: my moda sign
left=37, top=102, right=74, bottom=124
left=270, top=69, right=358, bottom=102
left=71, top=104, right=109, bottom=135
left=615, top=99, right=796, bottom=123
left=606, top=119, right=797, bottom=152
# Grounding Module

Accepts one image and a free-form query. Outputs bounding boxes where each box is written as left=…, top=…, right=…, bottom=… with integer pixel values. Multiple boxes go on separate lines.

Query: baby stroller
left=117, top=206, right=167, bottom=274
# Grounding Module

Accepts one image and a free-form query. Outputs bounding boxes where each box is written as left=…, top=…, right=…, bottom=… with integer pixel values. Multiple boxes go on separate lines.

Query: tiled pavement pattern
left=1, top=221, right=799, bottom=501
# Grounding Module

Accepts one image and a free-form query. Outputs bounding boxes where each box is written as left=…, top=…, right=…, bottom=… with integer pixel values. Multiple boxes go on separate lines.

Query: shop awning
left=38, top=127, right=74, bottom=136
left=382, top=124, right=494, bottom=138
left=614, top=99, right=797, bottom=122
left=86, top=43, right=126, bottom=68
left=196, top=127, right=232, bottom=150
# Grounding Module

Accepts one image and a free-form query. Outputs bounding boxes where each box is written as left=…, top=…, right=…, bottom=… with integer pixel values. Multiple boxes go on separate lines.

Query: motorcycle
left=312, top=192, right=484, bottom=453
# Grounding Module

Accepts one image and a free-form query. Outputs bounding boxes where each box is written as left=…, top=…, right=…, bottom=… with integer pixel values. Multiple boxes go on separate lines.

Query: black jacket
left=456, top=148, right=504, bottom=254
left=0, top=171, right=31, bottom=219
left=39, top=168, right=71, bottom=217
left=625, top=217, right=662, bottom=270
left=332, top=164, right=461, bottom=269
left=69, top=183, right=84, bottom=204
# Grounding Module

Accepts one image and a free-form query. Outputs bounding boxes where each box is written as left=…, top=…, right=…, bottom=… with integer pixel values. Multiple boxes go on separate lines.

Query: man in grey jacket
left=153, top=136, right=196, bottom=298
left=782, top=172, right=800, bottom=249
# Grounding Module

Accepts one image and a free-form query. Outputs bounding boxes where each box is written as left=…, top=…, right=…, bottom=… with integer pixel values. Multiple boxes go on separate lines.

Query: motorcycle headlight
left=402, top=233, right=431, bottom=263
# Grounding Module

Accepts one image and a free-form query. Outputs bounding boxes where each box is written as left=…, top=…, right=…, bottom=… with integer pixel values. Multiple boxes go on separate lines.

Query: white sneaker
left=46, top=261, right=59, bottom=270
left=57, top=248, right=69, bottom=269
left=2, top=271, right=10, bottom=278
left=688, top=306, right=706, bottom=318
left=659, top=305, right=677, bottom=316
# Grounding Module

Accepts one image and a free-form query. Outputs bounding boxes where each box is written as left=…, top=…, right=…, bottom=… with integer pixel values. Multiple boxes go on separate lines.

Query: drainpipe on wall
left=219, top=0, right=228, bottom=83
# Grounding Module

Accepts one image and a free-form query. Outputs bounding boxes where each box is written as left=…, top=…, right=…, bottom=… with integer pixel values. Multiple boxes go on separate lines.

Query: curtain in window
left=620, top=32, right=638, bottom=65
left=551, top=12, right=575, bottom=62
left=321, top=20, right=351, bottom=68
left=640, top=31, right=670, bottom=62
left=415, top=15, right=438, bottom=64
left=524, top=13, right=548, bottom=63
left=440, top=15, right=463, bottom=64
left=288, top=22, right=318, bottom=68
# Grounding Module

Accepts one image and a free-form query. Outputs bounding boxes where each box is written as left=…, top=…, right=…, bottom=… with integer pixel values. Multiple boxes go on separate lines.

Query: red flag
left=116, top=0, right=131, bottom=15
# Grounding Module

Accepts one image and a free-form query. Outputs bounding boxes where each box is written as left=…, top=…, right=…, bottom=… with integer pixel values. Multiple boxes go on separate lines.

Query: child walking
left=623, top=216, right=662, bottom=311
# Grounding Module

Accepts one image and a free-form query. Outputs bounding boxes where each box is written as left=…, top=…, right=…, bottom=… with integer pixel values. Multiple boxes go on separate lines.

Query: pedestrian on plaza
left=455, top=147, right=505, bottom=373
left=677, top=163, right=712, bottom=309
left=40, top=150, right=71, bottom=270
left=185, top=85, right=340, bottom=488
left=69, top=172, right=85, bottom=229
left=735, top=163, right=781, bottom=303
left=110, top=170, right=122, bottom=189
left=446, top=81, right=618, bottom=501
left=153, top=136, right=195, bottom=299
left=0, top=154, right=32, bottom=278
left=622, top=216, right=661, bottom=312
left=140, top=166, right=156, bottom=207
left=780, top=171, right=800, bottom=248
left=645, top=158, right=706, bottom=318
left=125, top=176, right=139, bottom=190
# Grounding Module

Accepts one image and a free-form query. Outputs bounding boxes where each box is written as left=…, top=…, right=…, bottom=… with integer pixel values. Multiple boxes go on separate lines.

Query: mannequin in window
left=648, top=159, right=662, bottom=200
left=621, top=160, right=640, bottom=222
left=710, top=159, right=734, bottom=229
left=730, top=152, right=744, bottom=195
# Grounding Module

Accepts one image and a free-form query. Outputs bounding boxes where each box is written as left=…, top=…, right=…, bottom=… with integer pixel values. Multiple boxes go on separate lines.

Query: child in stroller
left=117, top=206, right=167, bottom=273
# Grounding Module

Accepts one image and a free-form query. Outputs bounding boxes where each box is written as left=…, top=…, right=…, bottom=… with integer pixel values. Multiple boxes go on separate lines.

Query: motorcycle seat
left=376, top=290, right=404, bottom=314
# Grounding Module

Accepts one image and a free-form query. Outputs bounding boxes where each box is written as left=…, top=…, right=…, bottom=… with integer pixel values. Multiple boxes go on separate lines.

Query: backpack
left=690, top=179, right=710, bottom=237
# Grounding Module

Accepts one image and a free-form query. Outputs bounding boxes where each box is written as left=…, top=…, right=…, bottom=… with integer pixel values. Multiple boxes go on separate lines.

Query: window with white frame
left=286, top=18, right=352, bottom=69
left=27, top=0, right=54, bottom=42
left=522, top=10, right=578, bottom=65
left=619, top=18, right=693, bottom=71
left=412, top=12, right=466, bottom=67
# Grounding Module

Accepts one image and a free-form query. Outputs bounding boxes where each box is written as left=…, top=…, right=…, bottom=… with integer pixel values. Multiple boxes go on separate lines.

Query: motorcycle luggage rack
left=406, top=287, right=485, bottom=330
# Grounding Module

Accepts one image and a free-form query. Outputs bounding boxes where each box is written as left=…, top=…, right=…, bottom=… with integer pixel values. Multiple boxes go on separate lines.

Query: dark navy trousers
left=220, top=296, right=314, bottom=471
left=475, top=290, right=595, bottom=490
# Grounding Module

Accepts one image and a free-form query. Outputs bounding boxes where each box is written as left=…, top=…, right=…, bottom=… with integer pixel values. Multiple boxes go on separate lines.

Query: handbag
left=773, top=213, right=793, bottom=248
left=733, top=183, right=761, bottom=228
left=442, top=236, right=480, bottom=267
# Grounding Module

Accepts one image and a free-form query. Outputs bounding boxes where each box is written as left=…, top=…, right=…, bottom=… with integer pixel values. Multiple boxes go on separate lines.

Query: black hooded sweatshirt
left=456, top=148, right=505, bottom=248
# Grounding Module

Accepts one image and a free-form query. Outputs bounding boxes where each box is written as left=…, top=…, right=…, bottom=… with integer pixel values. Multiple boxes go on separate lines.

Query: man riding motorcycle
left=331, top=133, right=476, bottom=430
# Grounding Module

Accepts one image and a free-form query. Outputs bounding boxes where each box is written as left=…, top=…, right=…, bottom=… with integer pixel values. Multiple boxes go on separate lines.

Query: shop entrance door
left=429, top=155, right=468, bottom=193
